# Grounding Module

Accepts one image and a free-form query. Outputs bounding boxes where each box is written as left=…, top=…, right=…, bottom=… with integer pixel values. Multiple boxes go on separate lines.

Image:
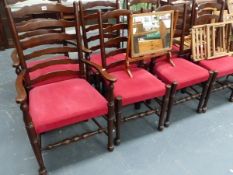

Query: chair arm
left=11, top=49, right=20, bottom=68
left=15, top=71, right=27, bottom=104
left=81, top=59, right=116, bottom=83
left=81, top=46, right=92, bottom=54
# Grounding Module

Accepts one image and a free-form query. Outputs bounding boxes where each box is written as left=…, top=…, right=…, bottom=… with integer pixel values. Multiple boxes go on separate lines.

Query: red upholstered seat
left=154, top=58, right=209, bottom=90
left=27, top=56, right=79, bottom=87
left=29, top=78, right=108, bottom=134
left=111, top=68, right=166, bottom=106
left=199, top=56, right=233, bottom=78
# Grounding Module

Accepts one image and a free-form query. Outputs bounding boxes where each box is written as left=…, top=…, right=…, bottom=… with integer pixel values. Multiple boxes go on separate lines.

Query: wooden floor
left=0, top=49, right=233, bottom=175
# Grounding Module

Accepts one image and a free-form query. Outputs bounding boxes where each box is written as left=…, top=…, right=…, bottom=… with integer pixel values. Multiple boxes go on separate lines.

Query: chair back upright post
left=6, top=3, right=83, bottom=88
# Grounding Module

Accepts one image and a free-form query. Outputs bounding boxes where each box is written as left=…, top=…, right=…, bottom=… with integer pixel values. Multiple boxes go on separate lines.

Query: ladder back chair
left=97, top=9, right=172, bottom=145
left=150, top=9, right=216, bottom=126
left=7, top=3, right=116, bottom=175
left=191, top=21, right=233, bottom=107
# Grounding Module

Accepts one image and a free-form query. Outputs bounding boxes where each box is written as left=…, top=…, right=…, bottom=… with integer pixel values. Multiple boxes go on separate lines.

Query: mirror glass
left=130, top=11, right=173, bottom=58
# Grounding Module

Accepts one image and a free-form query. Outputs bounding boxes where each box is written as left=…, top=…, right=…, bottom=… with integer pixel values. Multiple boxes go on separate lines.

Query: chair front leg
left=114, top=96, right=122, bottom=146
left=197, top=71, right=215, bottom=113
left=134, top=102, right=141, bottom=110
left=158, top=85, right=171, bottom=131
left=165, top=82, right=177, bottom=127
left=21, top=103, right=47, bottom=175
left=229, top=89, right=233, bottom=102
left=107, top=84, right=115, bottom=152
left=200, top=71, right=218, bottom=112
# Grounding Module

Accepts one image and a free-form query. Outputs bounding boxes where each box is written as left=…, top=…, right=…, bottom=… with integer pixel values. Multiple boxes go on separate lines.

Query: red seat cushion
left=199, top=56, right=233, bottom=78
left=111, top=68, right=166, bottom=106
left=29, top=78, right=108, bottom=134
left=154, top=58, right=209, bottom=90
left=143, top=45, right=179, bottom=64
left=27, top=56, right=79, bottom=87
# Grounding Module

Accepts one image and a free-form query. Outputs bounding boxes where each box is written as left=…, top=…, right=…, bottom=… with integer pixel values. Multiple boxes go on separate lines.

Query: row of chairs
left=5, top=1, right=233, bottom=175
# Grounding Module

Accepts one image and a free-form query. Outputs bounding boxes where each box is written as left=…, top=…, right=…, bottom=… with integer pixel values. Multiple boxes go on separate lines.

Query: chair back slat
left=20, top=33, right=76, bottom=49
left=29, top=70, right=79, bottom=87
left=16, top=19, right=75, bottom=33
left=28, top=59, right=78, bottom=72
left=25, top=46, right=77, bottom=60
left=11, top=3, right=74, bottom=18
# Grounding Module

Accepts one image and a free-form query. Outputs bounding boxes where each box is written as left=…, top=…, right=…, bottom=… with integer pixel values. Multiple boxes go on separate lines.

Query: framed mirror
left=128, top=10, right=174, bottom=59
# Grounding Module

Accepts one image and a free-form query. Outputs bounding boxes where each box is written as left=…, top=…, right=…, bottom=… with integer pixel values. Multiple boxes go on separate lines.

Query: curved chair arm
left=81, top=46, right=92, bottom=54
left=11, top=49, right=20, bottom=68
left=81, top=59, right=117, bottom=83
left=15, top=71, right=27, bottom=104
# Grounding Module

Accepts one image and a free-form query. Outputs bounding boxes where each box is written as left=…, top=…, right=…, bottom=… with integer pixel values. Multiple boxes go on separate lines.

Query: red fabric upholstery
left=90, top=53, right=137, bottom=72
left=199, top=56, right=233, bottom=78
left=29, top=79, right=108, bottom=134
left=27, top=56, right=79, bottom=87
left=143, top=45, right=179, bottom=64
left=154, top=58, right=209, bottom=90
left=111, top=68, right=166, bottom=106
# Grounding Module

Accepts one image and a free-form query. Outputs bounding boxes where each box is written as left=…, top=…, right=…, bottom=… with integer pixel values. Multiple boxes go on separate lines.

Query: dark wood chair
left=193, top=22, right=233, bottom=106
left=7, top=3, right=116, bottom=175
left=126, top=0, right=160, bottom=13
left=151, top=7, right=216, bottom=126
left=191, top=0, right=225, bottom=26
left=97, top=9, right=171, bottom=146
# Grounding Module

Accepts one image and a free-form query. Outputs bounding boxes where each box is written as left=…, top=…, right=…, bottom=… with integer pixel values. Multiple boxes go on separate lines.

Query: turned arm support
left=15, top=71, right=27, bottom=104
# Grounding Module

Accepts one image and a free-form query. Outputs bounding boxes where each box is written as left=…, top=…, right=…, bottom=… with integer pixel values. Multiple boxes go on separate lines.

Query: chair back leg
left=229, top=89, right=233, bottom=102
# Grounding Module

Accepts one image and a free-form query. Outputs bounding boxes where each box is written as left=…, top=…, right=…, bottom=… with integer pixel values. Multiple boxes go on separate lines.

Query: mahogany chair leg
left=21, top=104, right=47, bottom=175
left=114, top=96, right=122, bottom=146
left=165, top=82, right=177, bottom=127
left=158, top=85, right=171, bottom=131
left=229, top=89, right=233, bottom=102
left=197, top=71, right=215, bottom=113
left=200, top=71, right=218, bottom=112
left=95, top=73, right=101, bottom=91
left=134, top=102, right=141, bottom=110
left=15, top=66, right=21, bottom=75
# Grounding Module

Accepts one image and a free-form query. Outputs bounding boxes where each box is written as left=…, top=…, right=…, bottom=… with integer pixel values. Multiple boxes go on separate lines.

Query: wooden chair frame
left=8, top=3, right=116, bottom=175
left=97, top=9, right=171, bottom=147
left=191, top=21, right=233, bottom=106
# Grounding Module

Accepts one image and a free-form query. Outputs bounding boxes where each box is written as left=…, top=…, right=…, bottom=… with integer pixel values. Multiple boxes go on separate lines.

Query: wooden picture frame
left=127, top=10, right=174, bottom=62
left=191, top=21, right=233, bottom=62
